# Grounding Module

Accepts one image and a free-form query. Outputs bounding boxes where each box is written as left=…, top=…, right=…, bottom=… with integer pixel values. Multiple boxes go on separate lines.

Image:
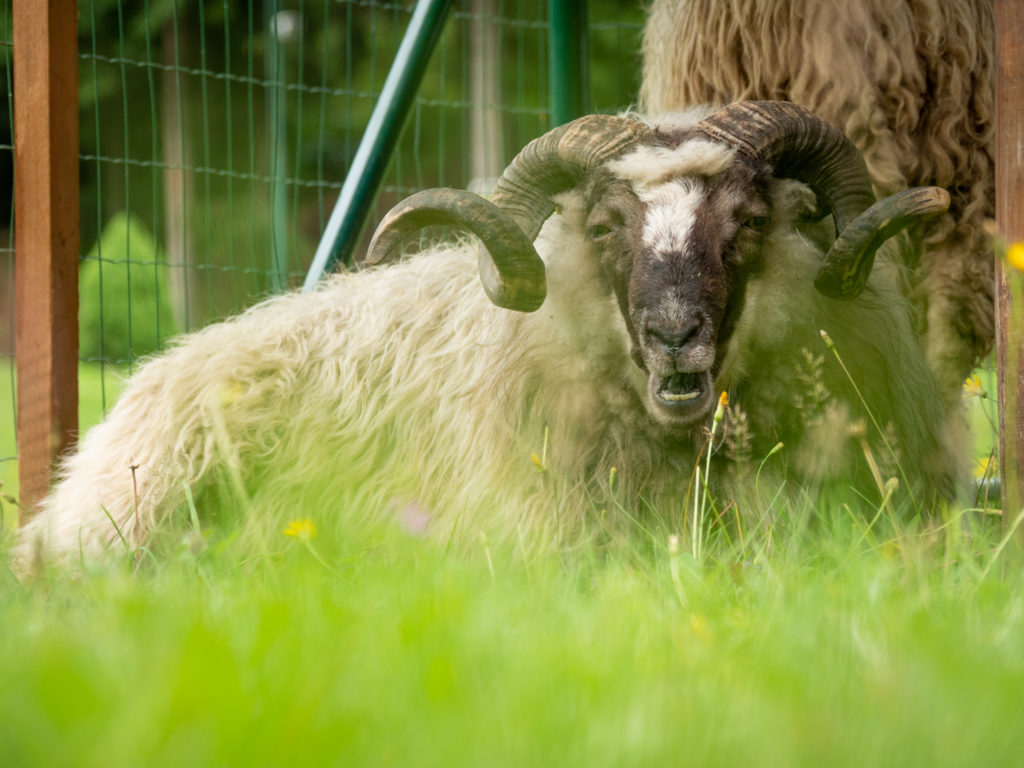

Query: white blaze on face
left=637, top=180, right=706, bottom=261
left=604, top=137, right=735, bottom=261
left=631, top=178, right=719, bottom=376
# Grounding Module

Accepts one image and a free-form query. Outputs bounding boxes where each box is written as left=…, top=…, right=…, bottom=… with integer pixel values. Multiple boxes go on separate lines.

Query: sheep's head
left=582, top=140, right=765, bottom=426
left=368, top=102, right=949, bottom=431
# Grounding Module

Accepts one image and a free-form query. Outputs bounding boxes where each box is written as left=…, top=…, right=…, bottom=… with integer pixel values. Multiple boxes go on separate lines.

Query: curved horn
left=366, top=188, right=547, bottom=312
left=366, top=114, right=654, bottom=312
left=691, top=101, right=947, bottom=299
left=814, top=186, right=951, bottom=298
left=489, top=114, right=655, bottom=241
left=691, top=101, right=875, bottom=239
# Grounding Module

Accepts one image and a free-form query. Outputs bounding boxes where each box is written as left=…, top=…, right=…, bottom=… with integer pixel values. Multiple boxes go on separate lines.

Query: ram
left=14, top=102, right=957, bottom=571
left=640, top=0, right=994, bottom=407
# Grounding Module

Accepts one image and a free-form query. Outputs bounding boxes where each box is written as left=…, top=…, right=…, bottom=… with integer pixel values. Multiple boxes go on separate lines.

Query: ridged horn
left=366, top=188, right=547, bottom=312
left=366, top=114, right=654, bottom=311
left=691, top=101, right=875, bottom=239
left=488, top=114, right=655, bottom=241
left=693, top=101, right=951, bottom=299
left=814, top=186, right=951, bottom=298
left=692, top=101, right=888, bottom=297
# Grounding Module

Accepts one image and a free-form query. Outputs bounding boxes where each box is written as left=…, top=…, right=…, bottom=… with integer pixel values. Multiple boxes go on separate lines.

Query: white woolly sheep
left=640, top=0, right=994, bottom=408
left=14, top=102, right=958, bottom=571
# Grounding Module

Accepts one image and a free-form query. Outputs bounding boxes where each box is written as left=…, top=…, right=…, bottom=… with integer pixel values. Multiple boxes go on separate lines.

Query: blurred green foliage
left=79, top=212, right=178, bottom=362
left=75, top=0, right=645, bottom=333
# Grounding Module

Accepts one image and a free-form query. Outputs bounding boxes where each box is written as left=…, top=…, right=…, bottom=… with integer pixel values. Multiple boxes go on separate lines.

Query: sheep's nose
left=645, top=318, right=702, bottom=354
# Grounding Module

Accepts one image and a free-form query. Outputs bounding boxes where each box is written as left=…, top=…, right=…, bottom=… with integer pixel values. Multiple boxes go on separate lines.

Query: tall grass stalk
left=692, top=391, right=728, bottom=561
left=980, top=504, right=1024, bottom=582
left=819, top=329, right=918, bottom=514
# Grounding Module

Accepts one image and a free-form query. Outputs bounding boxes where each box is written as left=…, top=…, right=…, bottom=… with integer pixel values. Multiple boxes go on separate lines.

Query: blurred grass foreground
left=1, top=501, right=1023, bottom=766
left=1, top=1, right=1020, bottom=763
left=0, top=356, right=1018, bottom=766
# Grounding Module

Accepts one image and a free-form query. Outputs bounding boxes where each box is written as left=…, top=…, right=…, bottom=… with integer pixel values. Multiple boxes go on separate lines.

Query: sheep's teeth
left=659, top=371, right=701, bottom=402
left=660, top=389, right=700, bottom=402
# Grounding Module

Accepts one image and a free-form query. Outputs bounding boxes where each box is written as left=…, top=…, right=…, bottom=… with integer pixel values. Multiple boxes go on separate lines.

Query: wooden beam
left=13, top=0, right=79, bottom=517
left=996, top=0, right=1024, bottom=533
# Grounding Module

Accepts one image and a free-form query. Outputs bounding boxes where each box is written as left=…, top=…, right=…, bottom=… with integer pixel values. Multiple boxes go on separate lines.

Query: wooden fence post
left=996, top=0, right=1024, bottom=535
left=13, top=0, right=79, bottom=517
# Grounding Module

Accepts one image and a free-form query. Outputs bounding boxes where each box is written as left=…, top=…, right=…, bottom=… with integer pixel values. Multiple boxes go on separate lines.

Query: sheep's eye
left=743, top=216, right=770, bottom=231
left=587, top=224, right=613, bottom=240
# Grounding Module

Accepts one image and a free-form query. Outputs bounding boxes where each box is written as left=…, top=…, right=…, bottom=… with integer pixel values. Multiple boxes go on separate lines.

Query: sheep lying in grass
left=14, top=102, right=960, bottom=572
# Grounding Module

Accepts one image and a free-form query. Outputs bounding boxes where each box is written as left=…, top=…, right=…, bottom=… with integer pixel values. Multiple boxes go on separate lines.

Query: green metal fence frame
left=303, top=0, right=590, bottom=288
left=303, top=0, right=455, bottom=288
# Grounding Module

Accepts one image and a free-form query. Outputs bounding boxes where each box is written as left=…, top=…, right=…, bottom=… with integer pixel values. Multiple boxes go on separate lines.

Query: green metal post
left=303, top=0, right=455, bottom=289
left=548, top=0, right=589, bottom=127
left=267, top=3, right=291, bottom=291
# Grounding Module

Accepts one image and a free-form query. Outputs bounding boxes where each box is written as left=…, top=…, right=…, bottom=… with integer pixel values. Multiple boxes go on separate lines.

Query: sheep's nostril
left=645, top=318, right=701, bottom=352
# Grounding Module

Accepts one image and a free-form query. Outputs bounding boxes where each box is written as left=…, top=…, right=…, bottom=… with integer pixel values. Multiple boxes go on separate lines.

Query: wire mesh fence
left=0, top=0, right=645, bottom=500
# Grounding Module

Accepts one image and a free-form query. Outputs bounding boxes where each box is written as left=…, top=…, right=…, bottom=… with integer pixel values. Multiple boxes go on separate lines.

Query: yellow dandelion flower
left=974, top=455, right=994, bottom=479
left=283, top=518, right=317, bottom=540
left=963, top=374, right=986, bottom=399
left=713, top=391, right=728, bottom=426
left=689, top=612, right=713, bottom=644
left=1007, top=241, right=1024, bottom=272
left=530, top=452, right=545, bottom=472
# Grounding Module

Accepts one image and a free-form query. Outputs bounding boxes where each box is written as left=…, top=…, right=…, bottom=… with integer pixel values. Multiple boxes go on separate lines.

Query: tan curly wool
left=640, top=0, right=994, bottom=404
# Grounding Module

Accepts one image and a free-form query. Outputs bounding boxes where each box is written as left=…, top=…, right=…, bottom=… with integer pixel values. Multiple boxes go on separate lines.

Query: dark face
left=583, top=160, right=771, bottom=431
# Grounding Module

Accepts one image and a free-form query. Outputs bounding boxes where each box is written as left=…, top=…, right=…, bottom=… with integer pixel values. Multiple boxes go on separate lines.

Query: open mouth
left=658, top=371, right=702, bottom=402
left=649, top=369, right=714, bottom=423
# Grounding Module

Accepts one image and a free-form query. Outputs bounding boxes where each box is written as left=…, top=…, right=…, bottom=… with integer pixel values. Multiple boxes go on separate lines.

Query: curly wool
left=640, top=0, right=994, bottom=403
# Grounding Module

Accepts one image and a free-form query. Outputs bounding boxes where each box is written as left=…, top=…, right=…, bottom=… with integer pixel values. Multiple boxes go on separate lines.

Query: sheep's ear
left=770, top=178, right=826, bottom=226
left=814, top=187, right=950, bottom=299
left=798, top=195, right=831, bottom=225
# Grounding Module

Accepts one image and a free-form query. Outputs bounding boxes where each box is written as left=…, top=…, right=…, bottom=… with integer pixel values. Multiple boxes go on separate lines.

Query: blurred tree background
left=60, top=0, right=645, bottom=360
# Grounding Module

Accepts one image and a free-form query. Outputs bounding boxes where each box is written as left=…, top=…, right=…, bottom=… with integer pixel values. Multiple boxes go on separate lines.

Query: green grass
left=966, top=364, right=999, bottom=481
left=2, top=498, right=1024, bottom=766
left=0, top=361, right=1019, bottom=766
